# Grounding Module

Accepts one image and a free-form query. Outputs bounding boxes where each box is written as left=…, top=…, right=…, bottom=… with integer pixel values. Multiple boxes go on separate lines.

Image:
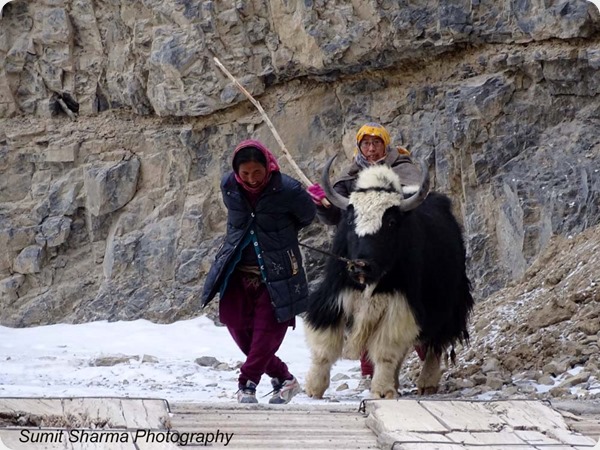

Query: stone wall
left=1, top=0, right=599, bottom=325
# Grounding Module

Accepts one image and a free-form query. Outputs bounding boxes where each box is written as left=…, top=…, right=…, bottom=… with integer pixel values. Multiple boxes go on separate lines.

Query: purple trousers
left=360, top=351, right=374, bottom=377
left=220, top=270, right=293, bottom=387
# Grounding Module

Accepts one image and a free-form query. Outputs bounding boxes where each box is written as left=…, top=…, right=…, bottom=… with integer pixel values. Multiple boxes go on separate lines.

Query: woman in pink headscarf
left=201, top=139, right=316, bottom=404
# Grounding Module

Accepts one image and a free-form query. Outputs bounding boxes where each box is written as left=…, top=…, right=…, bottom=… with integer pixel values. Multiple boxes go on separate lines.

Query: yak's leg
left=416, top=346, right=442, bottom=395
left=369, top=342, right=411, bottom=399
left=367, top=293, right=421, bottom=399
left=304, top=323, right=344, bottom=399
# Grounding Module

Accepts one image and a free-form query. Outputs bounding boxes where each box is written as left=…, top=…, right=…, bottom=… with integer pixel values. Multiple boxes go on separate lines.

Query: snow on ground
left=0, top=317, right=365, bottom=404
left=2, top=314, right=594, bottom=405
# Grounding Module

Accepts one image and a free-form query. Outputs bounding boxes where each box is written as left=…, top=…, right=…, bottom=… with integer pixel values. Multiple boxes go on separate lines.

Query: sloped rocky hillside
left=403, top=223, right=600, bottom=400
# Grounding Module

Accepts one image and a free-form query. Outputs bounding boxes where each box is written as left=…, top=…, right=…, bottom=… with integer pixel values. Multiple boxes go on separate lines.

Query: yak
left=304, top=156, right=474, bottom=399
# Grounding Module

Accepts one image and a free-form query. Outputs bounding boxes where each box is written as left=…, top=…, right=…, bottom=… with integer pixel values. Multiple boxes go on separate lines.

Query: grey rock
left=452, top=379, right=475, bottom=389
left=90, top=355, right=135, bottom=366
left=0, top=274, right=25, bottom=305
left=34, top=7, right=73, bottom=45
left=175, top=250, right=203, bottom=284
left=485, top=372, right=507, bottom=391
left=13, top=245, right=45, bottom=274
left=195, top=356, right=220, bottom=367
left=557, top=371, right=591, bottom=388
left=0, top=226, right=38, bottom=254
left=84, top=158, right=140, bottom=216
left=40, top=171, right=85, bottom=217
left=38, top=216, right=72, bottom=247
left=481, top=358, right=501, bottom=374
left=141, top=354, right=159, bottom=364
left=538, top=375, right=555, bottom=386
left=331, top=373, right=350, bottom=382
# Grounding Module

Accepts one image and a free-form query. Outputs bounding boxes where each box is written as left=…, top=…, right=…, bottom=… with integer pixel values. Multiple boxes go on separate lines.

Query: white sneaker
left=357, top=375, right=372, bottom=391
left=237, top=380, right=258, bottom=404
left=269, top=377, right=301, bottom=404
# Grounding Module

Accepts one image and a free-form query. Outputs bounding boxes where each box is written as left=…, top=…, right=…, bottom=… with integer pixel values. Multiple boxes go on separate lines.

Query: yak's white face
left=349, top=166, right=404, bottom=237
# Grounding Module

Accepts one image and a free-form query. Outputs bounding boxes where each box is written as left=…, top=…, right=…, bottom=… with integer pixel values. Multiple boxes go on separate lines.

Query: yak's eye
left=387, top=217, right=397, bottom=228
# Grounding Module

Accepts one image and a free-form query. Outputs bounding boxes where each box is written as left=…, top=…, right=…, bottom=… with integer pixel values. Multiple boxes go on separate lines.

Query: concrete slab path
left=364, top=399, right=599, bottom=449
left=0, top=397, right=598, bottom=449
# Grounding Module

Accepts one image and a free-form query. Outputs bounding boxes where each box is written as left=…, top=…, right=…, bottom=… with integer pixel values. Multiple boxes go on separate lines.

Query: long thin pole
left=213, top=57, right=330, bottom=207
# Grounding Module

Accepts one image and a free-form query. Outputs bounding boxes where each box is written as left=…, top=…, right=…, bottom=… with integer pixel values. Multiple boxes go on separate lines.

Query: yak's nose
left=347, top=259, right=372, bottom=284
left=348, top=259, right=368, bottom=274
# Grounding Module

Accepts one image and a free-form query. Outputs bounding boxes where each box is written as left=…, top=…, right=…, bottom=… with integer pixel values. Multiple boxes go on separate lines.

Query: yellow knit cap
left=356, top=123, right=391, bottom=149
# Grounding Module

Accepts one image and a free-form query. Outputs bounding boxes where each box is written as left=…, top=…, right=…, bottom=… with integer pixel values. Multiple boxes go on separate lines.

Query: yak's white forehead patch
left=349, top=191, right=402, bottom=236
left=349, top=166, right=404, bottom=237
left=354, top=165, right=403, bottom=192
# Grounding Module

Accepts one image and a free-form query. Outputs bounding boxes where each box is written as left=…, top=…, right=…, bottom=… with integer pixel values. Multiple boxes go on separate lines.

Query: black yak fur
left=304, top=169, right=474, bottom=399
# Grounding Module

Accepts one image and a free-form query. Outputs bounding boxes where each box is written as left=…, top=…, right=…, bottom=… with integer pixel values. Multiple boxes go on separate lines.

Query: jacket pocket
left=262, top=247, right=302, bottom=281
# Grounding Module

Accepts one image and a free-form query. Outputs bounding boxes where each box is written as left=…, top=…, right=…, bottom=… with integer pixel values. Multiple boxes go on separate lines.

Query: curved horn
left=321, top=154, right=349, bottom=210
left=399, top=160, right=430, bottom=212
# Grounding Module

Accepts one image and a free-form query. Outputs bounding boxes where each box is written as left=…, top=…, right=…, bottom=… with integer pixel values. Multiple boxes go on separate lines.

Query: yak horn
left=399, top=160, right=430, bottom=212
left=321, top=154, right=349, bottom=210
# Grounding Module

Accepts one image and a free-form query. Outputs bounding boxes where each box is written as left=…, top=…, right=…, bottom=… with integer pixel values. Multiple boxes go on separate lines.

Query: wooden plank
left=222, top=437, right=380, bottom=448
left=172, top=415, right=366, bottom=426
left=169, top=402, right=378, bottom=450
left=175, top=411, right=365, bottom=419
left=171, top=402, right=360, bottom=414
left=420, top=401, right=506, bottom=432
left=171, top=425, right=373, bottom=438
left=215, top=443, right=378, bottom=449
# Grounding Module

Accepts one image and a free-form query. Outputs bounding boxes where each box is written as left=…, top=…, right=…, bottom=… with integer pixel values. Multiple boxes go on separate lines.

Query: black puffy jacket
left=201, top=171, right=316, bottom=322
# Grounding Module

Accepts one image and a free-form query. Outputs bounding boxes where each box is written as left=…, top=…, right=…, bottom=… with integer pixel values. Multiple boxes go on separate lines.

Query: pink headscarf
left=233, top=139, right=280, bottom=194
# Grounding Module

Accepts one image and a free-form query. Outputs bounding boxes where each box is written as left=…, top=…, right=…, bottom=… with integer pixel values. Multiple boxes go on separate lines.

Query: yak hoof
left=372, top=388, right=398, bottom=399
left=304, top=386, right=325, bottom=399
left=417, top=386, right=439, bottom=396
left=304, top=375, right=328, bottom=399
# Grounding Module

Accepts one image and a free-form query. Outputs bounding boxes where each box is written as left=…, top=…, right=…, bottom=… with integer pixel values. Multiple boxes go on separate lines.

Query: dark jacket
left=201, top=171, right=316, bottom=322
left=317, top=152, right=421, bottom=226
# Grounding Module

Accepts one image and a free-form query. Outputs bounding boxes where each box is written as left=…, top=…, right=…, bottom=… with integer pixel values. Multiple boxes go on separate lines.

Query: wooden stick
left=213, top=57, right=331, bottom=207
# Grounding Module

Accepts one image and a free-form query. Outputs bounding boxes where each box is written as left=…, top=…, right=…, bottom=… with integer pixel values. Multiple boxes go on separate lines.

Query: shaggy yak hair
left=304, top=160, right=474, bottom=399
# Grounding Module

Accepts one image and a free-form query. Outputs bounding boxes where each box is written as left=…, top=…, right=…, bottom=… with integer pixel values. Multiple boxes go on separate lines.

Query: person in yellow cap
left=307, top=122, right=421, bottom=225
left=306, top=122, right=424, bottom=393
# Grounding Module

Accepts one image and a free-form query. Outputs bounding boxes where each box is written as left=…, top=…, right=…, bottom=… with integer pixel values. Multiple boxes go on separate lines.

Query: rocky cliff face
left=1, top=0, right=599, bottom=326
